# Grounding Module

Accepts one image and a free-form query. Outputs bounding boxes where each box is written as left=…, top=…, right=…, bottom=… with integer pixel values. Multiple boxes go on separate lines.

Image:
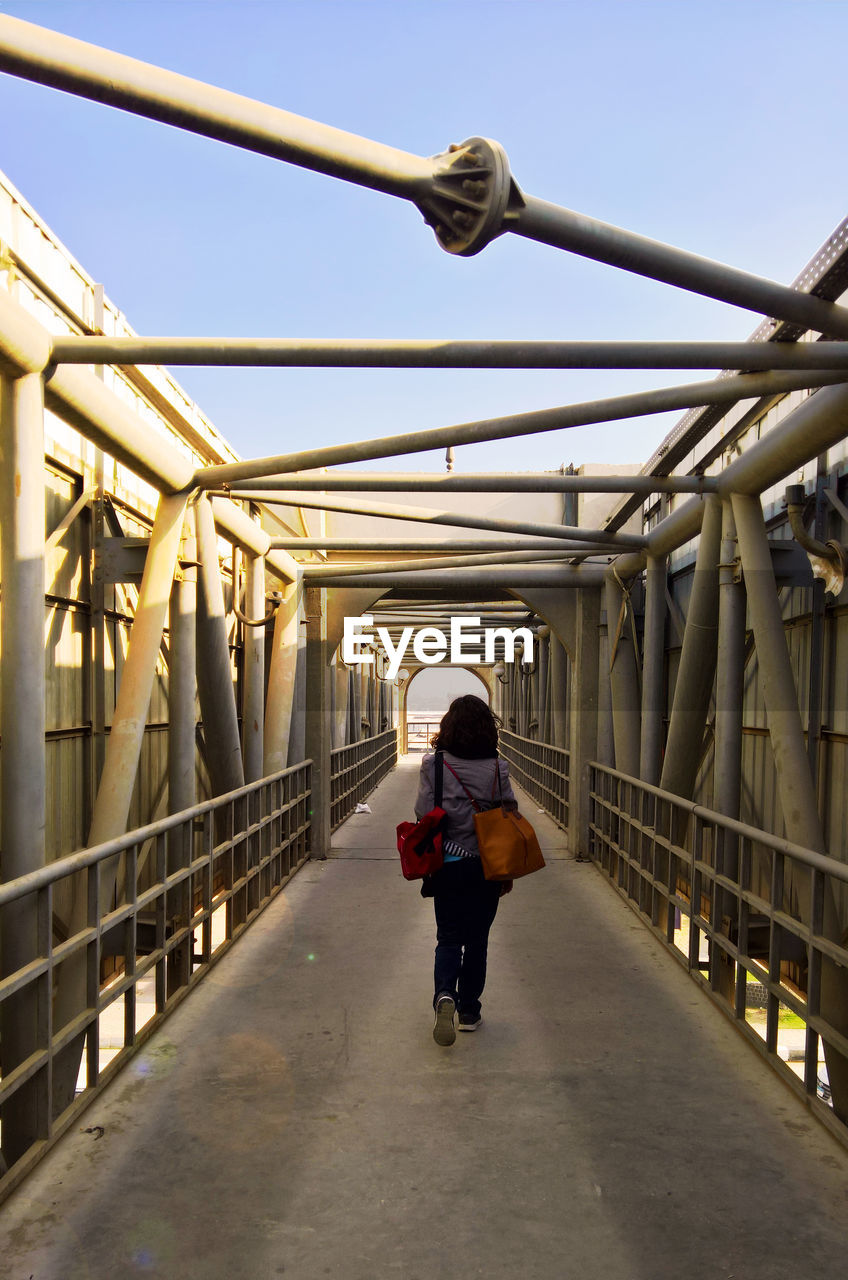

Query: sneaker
left=457, top=1013, right=481, bottom=1032
left=433, top=994, right=456, bottom=1046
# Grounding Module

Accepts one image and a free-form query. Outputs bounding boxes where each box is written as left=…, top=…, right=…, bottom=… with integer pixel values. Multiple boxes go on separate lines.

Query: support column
left=640, top=554, right=667, bottom=785
left=535, top=630, right=549, bottom=741
left=195, top=495, right=244, bottom=795
left=550, top=637, right=567, bottom=748
left=168, top=505, right=197, bottom=995
left=333, top=657, right=349, bottom=748
left=304, top=584, right=331, bottom=859
left=661, top=495, right=722, bottom=798
left=711, top=500, right=745, bottom=1001
left=169, top=505, right=197, bottom=815
left=732, top=491, right=848, bottom=1122
left=53, top=489, right=188, bottom=1112
left=242, top=551, right=266, bottom=783
left=0, top=372, right=47, bottom=1164
left=605, top=571, right=641, bottom=777
left=569, top=585, right=600, bottom=859
left=596, top=609, right=614, bottom=767
left=713, top=502, right=745, bottom=832
left=264, top=579, right=301, bottom=773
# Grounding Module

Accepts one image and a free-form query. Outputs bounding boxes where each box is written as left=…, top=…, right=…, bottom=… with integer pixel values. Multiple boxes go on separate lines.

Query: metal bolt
left=451, top=210, right=475, bottom=229
left=461, top=179, right=486, bottom=198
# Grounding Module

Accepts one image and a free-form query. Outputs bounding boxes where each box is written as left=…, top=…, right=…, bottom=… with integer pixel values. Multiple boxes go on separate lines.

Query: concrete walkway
left=3, top=757, right=848, bottom=1280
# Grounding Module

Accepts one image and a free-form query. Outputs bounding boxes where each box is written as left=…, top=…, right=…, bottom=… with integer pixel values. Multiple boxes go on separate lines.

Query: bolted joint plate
left=418, top=136, right=523, bottom=257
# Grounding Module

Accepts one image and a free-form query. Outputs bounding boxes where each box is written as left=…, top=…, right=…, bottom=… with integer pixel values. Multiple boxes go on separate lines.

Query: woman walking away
left=414, top=695, right=517, bottom=1047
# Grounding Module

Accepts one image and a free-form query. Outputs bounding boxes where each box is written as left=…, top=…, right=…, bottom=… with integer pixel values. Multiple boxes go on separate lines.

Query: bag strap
left=442, top=758, right=483, bottom=812
left=434, top=749, right=444, bottom=809
left=443, top=757, right=505, bottom=812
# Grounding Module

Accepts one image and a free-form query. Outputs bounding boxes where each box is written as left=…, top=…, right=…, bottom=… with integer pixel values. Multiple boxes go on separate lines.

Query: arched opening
left=404, top=667, right=490, bottom=753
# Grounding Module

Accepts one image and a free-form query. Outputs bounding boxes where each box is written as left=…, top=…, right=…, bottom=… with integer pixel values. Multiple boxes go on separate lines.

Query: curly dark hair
left=431, top=694, right=501, bottom=759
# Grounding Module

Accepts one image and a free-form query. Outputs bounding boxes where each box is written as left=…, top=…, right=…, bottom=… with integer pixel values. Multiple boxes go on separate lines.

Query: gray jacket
left=414, top=751, right=517, bottom=856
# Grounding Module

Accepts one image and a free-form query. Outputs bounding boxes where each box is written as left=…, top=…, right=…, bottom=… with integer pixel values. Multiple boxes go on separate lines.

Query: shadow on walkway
left=2, top=757, right=847, bottom=1279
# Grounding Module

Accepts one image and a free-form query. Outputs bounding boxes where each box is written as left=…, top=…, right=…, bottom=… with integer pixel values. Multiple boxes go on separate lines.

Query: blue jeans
left=431, top=858, right=502, bottom=1017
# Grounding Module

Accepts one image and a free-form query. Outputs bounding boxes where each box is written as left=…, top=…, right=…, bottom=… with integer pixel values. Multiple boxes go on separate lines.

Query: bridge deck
left=2, top=757, right=848, bottom=1279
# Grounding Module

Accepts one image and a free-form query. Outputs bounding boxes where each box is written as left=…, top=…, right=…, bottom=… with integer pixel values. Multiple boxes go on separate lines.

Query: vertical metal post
left=242, top=550, right=266, bottom=782
left=333, top=657, right=349, bottom=748
left=550, top=636, right=567, bottom=748
left=806, top=456, right=829, bottom=786
left=569, top=586, right=600, bottom=859
left=711, top=500, right=745, bottom=1000
left=264, top=578, right=301, bottom=773
left=195, top=495, right=244, bottom=794
left=732, top=490, right=848, bottom=1121
left=167, top=505, right=196, bottom=994
left=604, top=572, right=641, bottom=777
left=0, top=372, right=47, bottom=1163
left=640, top=555, right=666, bottom=785
left=661, top=496, right=722, bottom=798
left=536, top=631, right=549, bottom=741
left=304, top=585, right=331, bottom=859
left=713, top=502, right=745, bottom=832
left=596, top=608, right=614, bottom=766
left=169, top=505, right=197, bottom=815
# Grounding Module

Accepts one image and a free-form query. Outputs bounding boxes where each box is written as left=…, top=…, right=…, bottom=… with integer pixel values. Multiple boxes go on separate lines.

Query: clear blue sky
left=1, top=0, right=846, bottom=472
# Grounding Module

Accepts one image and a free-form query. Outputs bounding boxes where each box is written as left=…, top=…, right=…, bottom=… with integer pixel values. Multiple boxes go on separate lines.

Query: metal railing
left=588, top=761, right=848, bottom=1145
left=405, top=720, right=440, bottom=753
left=0, top=762, right=311, bottom=1202
left=330, top=728, right=398, bottom=830
left=499, top=730, right=569, bottom=830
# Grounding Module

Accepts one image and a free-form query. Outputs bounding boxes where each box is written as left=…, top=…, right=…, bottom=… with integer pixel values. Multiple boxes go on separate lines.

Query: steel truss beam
left=195, top=372, right=846, bottom=487
left=231, top=473, right=720, bottom=495
left=4, top=16, right=848, bottom=335
left=254, top=492, right=645, bottom=547
left=303, top=549, right=606, bottom=579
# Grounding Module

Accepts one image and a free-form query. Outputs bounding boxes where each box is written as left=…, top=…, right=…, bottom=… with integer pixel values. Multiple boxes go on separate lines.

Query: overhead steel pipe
left=228, top=472, right=720, bottom=495
left=611, top=380, right=848, bottom=580
left=6, top=16, right=848, bottom=332
left=270, top=538, right=621, bottom=553
left=195, top=371, right=846, bottom=487
left=49, top=335, right=848, bottom=371
left=245, top=491, right=645, bottom=547
left=512, top=197, right=848, bottom=340
left=0, top=15, right=432, bottom=200
left=301, top=548, right=605, bottom=579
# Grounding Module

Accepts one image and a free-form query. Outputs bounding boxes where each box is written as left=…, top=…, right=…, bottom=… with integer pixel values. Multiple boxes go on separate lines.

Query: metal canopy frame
left=2, top=12, right=848, bottom=1183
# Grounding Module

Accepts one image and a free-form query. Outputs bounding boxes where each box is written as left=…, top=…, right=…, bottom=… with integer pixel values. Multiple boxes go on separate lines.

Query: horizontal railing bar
left=591, top=764, right=848, bottom=883
left=0, top=1047, right=49, bottom=1107
left=0, top=764, right=311, bottom=907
